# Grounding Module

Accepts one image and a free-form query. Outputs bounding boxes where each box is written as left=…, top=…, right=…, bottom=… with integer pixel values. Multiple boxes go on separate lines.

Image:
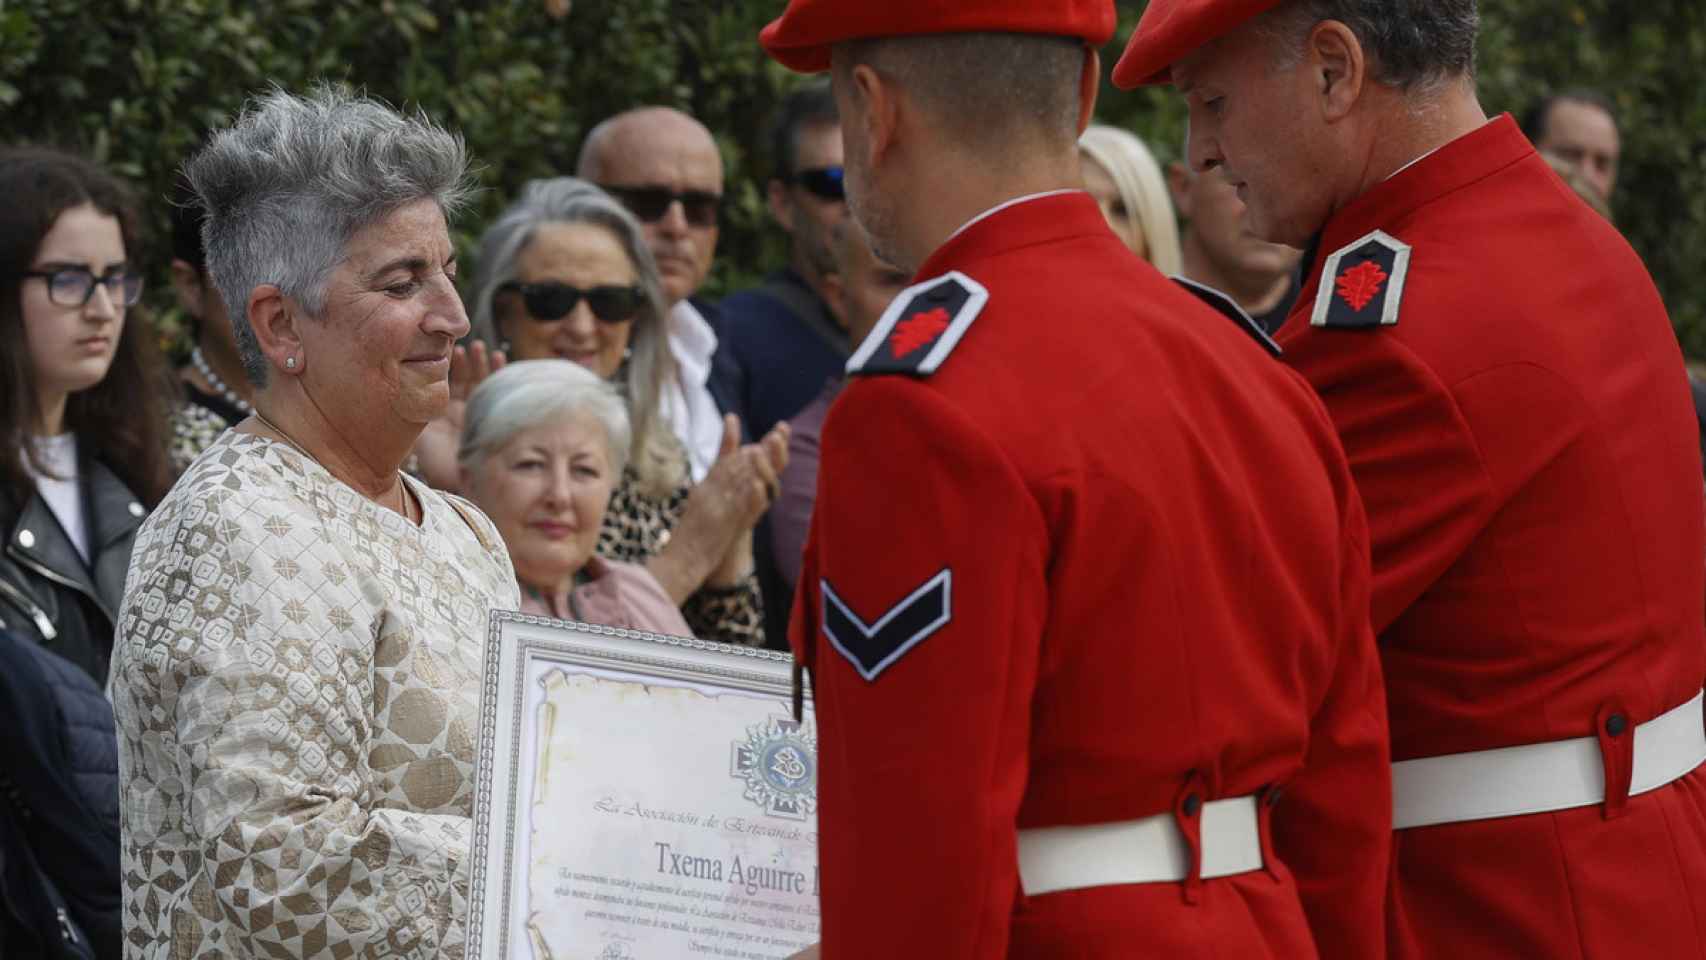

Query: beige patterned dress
left=110, top=432, right=520, bottom=959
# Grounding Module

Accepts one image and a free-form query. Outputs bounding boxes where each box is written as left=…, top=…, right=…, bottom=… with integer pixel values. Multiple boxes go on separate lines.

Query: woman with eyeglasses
left=0, top=146, right=171, bottom=687
left=466, top=177, right=787, bottom=647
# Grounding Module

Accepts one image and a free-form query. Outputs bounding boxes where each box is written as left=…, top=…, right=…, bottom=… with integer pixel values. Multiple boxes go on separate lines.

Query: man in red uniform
left=760, top=2, right=1391, bottom=956
left=1115, top=3, right=1706, bottom=957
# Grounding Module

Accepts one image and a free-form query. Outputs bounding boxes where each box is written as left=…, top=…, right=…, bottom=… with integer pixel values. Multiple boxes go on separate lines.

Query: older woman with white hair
left=1079, top=123, right=1183, bottom=275
left=460, top=359, right=690, bottom=634
left=110, top=87, right=517, bottom=957
left=464, top=177, right=786, bottom=648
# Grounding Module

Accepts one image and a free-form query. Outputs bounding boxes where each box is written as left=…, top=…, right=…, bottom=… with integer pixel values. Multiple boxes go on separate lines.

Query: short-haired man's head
left=1258, top=0, right=1479, bottom=95
left=183, top=84, right=473, bottom=387
left=574, top=107, right=724, bottom=305
left=832, top=32, right=1087, bottom=153
left=771, top=80, right=839, bottom=180
left=1522, top=89, right=1620, bottom=201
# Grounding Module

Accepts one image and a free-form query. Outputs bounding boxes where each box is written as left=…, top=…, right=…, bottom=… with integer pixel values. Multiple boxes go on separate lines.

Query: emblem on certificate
left=471, top=611, right=819, bottom=959
left=732, top=717, right=817, bottom=821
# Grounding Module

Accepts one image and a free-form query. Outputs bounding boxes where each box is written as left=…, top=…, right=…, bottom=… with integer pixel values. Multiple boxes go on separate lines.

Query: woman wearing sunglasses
left=0, top=147, right=171, bottom=687
left=469, top=177, right=787, bottom=647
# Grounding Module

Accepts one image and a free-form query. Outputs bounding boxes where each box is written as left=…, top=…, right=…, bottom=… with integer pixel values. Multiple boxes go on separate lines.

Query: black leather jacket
left=0, top=458, right=148, bottom=686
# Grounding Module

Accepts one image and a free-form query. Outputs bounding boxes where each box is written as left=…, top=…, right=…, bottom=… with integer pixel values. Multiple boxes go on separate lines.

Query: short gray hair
left=458, top=359, right=631, bottom=478
left=1259, top=0, right=1478, bottom=95
left=467, top=177, right=684, bottom=497
left=834, top=33, right=1086, bottom=155
left=184, top=84, right=474, bottom=386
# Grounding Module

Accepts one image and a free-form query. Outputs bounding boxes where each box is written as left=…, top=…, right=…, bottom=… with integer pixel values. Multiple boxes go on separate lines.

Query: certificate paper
left=471, top=612, right=819, bottom=960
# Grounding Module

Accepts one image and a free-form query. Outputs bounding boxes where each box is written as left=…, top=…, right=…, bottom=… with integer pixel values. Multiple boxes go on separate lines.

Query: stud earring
left=285, top=357, right=297, bottom=370
left=498, top=340, right=511, bottom=355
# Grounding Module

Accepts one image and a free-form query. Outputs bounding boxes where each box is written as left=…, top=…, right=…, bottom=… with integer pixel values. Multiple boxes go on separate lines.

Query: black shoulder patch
left=1310, top=229, right=1411, bottom=329
left=821, top=570, right=952, bottom=681
left=1172, top=275, right=1282, bottom=357
left=846, top=271, right=988, bottom=377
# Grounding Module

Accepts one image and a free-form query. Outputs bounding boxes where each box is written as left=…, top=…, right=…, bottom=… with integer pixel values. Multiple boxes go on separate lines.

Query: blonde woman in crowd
left=1079, top=123, right=1183, bottom=276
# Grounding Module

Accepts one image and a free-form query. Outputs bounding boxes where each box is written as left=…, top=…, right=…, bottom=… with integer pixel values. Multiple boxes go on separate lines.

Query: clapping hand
left=412, top=340, right=507, bottom=491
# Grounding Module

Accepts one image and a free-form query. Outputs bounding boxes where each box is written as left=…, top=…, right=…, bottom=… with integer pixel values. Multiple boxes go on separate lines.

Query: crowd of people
left=0, top=0, right=1697, bottom=956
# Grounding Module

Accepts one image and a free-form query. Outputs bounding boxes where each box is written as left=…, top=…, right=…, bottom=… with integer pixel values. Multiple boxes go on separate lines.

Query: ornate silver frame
left=468, top=609, right=804, bottom=959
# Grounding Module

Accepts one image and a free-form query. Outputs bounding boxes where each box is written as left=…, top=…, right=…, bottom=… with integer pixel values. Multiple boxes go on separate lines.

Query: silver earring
left=285, top=357, right=297, bottom=370
left=499, top=340, right=511, bottom=354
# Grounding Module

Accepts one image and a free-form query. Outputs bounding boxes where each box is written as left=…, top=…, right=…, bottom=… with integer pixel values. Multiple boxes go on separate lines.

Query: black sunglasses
left=499, top=281, right=646, bottom=324
left=23, top=265, right=143, bottom=308
left=788, top=166, right=846, bottom=201
left=602, top=185, right=722, bottom=228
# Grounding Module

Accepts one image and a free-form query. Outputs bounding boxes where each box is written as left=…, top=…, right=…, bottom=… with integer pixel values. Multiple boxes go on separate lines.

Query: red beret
left=1111, top=0, right=1286, bottom=89
left=760, top=0, right=1117, bottom=75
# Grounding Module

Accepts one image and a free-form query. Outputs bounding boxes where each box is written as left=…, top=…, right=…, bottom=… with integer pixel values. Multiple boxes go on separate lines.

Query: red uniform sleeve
left=1270, top=431, right=1393, bottom=959
left=1281, top=331, right=1493, bottom=633
left=789, top=376, right=1048, bottom=958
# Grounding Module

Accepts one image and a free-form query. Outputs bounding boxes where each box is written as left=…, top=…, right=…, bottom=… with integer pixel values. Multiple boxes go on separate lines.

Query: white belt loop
left=1392, top=690, right=1706, bottom=830
left=1016, top=795, right=1264, bottom=897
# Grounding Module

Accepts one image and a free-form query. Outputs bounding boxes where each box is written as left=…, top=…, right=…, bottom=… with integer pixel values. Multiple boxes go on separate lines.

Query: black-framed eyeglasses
left=602, top=185, right=722, bottom=228
left=22, top=266, right=143, bottom=308
left=788, top=166, right=845, bottom=202
left=499, top=281, right=646, bottom=324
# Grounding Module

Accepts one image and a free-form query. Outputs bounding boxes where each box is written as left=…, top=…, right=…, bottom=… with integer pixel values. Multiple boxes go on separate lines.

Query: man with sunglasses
left=719, top=80, right=851, bottom=444
left=577, top=106, right=739, bottom=483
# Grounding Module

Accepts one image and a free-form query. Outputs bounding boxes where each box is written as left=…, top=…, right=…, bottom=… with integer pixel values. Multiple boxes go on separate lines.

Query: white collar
left=668, top=298, right=718, bottom=366
left=943, top=189, right=1083, bottom=245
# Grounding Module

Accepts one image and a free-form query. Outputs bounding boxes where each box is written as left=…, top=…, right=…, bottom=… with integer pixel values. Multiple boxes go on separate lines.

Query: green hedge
left=4, top=0, right=1702, bottom=356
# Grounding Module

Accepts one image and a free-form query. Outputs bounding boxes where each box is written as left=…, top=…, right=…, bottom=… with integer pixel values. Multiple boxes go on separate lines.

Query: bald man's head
left=578, top=107, right=725, bottom=304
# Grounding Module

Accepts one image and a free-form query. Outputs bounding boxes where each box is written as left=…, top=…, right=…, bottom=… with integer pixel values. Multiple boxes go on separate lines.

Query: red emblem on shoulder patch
left=1336, top=260, right=1389, bottom=312
left=889, top=308, right=951, bottom=358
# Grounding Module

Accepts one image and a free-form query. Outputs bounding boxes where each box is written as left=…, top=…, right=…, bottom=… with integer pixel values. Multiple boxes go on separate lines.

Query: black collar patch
left=1171, top=275, right=1282, bottom=357
left=1310, top=229, right=1411, bottom=329
left=846, top=271, right=988, bottom=377
left=821, top=569, right=952, bottom=681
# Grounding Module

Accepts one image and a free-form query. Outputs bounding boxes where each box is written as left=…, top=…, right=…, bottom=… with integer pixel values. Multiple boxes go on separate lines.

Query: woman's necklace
left=191, top=347, right=253, bottom=416
left=250, top=409, right=416, bottom=523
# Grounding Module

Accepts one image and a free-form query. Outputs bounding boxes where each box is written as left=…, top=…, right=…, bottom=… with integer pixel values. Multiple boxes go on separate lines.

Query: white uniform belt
left=1393, top=690, right=1706, bottom=830
left=1015, top=795, right=1263, bottom=896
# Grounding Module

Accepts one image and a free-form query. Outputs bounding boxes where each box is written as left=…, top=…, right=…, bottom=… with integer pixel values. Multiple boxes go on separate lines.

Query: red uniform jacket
left=1277, top=115, right=1706, bottom=959
left=790, top=192, right=1390, bottom=958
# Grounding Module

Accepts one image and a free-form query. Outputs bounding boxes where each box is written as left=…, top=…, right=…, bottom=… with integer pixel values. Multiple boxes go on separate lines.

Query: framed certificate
left=470, top=610, right=820, bottom=960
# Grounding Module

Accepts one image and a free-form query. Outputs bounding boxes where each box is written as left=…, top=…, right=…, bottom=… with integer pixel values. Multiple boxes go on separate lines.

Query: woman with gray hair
left=459, top=176, right=786, bottom=647
left=110, top=86, right=518, bottom=958
left=459, top=359, right=690, bottom=633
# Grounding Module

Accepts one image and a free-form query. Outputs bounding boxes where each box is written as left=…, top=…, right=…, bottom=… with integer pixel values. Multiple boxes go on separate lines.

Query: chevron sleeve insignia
left=846, top=271, right=988, bottom=377
left=821, top=569, right=953, bottom=681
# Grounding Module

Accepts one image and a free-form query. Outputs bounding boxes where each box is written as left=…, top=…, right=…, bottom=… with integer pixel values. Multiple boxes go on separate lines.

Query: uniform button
left=1181, top=793, right=1202, bottom=817
left=1606, top=713, right=1629, bottom=737
left=1265, top=785, right=1285, bottom=807
left=16, top=529, right=33, bottom=549
left=128, top=502, right=145, bottom=518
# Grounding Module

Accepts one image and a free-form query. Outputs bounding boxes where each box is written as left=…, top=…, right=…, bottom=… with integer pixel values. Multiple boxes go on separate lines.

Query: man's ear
left=1077, top=49, right=1101, bottom=135
left=170, top=259, right=205, bottom=317
left=246, top=284, right=301, bottom=375
left=853, top=63, right=899, bottom=168
left=767, top=178, right=797, bottom=233
left=1309, top=20, right=1365, bottom=122
left=1166, top=162, right=1195, bottom=217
